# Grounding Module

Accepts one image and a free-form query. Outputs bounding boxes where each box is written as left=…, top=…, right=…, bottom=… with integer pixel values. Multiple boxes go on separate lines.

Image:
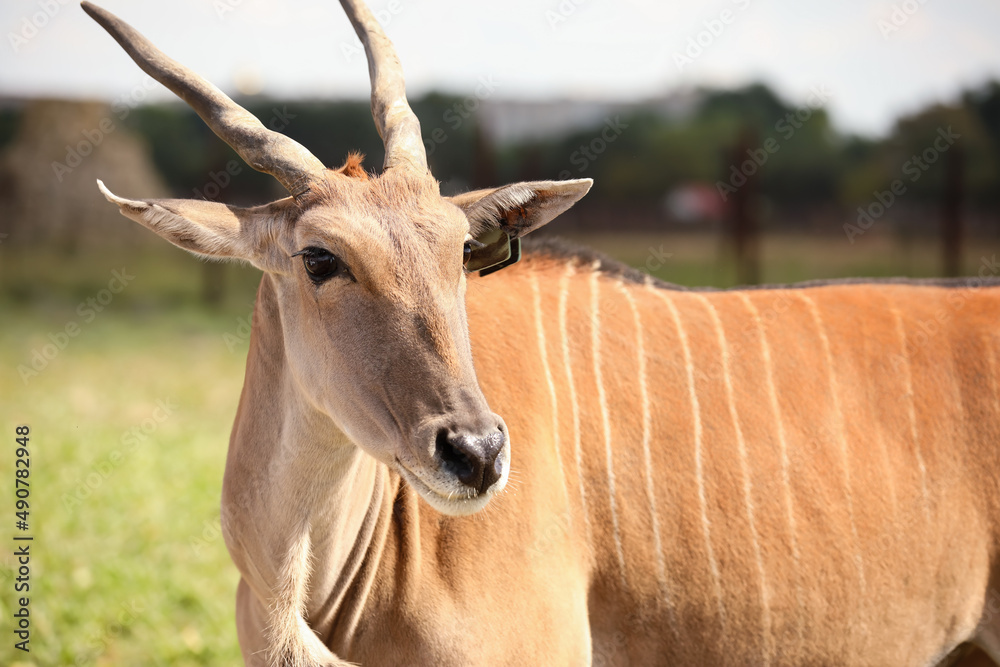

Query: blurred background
left=2, top=0, right=999, bottom=664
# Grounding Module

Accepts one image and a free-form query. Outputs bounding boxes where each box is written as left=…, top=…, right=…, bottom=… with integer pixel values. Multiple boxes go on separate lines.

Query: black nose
left=435, top=428, right=505, bottom=494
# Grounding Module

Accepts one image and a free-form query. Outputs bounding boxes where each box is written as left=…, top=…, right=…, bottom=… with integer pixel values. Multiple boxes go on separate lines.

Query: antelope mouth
left=395, top=444, right=510, bottom=517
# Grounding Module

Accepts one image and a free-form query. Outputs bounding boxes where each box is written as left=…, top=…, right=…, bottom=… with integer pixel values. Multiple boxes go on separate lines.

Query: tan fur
left=209, top=239, right=1000, bottom=665
left=85, top=2, right=1000, bottom=664
left=98, top=78, right=1000, bottom=667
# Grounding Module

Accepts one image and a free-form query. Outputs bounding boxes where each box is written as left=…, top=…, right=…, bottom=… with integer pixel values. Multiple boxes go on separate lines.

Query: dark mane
left=521, top=236, right=1000, bottom=291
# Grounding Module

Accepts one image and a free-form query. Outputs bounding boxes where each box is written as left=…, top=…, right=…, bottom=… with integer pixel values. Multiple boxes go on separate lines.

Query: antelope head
left=83, top=1, right=591, bottom=515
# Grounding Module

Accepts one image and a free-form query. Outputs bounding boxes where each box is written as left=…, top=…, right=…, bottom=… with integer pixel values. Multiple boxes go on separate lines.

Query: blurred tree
left=963, top=81, right=1000, bottom=154
left=11, top=77, right=988, bottom=242
left=699, top=83, right=790, bottom=128
left=124, top=95, right=481, bottom=204
left=0, top=106, right=21, bottom=150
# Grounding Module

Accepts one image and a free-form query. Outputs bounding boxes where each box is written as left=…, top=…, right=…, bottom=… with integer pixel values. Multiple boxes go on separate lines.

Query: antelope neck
left=222, top=274, right=393, bottom=642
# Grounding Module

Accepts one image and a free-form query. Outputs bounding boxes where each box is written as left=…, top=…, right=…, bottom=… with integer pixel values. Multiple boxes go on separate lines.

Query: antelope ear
left=447, top=179, right=592, bottom=239
left=97, top=180, right=291, bottom=271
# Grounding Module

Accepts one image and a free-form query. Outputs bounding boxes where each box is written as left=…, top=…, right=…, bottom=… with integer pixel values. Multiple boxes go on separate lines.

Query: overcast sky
left=1, top=0, right=999, bottom=137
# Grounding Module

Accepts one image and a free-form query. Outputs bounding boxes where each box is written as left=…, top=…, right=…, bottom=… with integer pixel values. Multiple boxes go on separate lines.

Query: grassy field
left=1, top=306, right=251, bottom=666
left=2, top=231, right=998, bottom=666
left=1, top=241, right=264, bottom=666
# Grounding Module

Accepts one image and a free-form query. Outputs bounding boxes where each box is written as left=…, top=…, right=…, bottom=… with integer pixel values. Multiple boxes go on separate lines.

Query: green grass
left=1, top=307, right=252, bottom=666
left=1, top=249, right=260, bottom=666
left=2, top=230, right=997, bottom=665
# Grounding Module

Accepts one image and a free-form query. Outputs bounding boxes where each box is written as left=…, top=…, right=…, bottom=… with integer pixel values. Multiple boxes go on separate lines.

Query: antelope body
left=81, top=1, right=1000, bottom=665
left=236, top=256, right=1000, bottom=666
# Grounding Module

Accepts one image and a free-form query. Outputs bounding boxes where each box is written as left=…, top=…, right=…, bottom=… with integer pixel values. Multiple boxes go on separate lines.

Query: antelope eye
left=462, top=238, right=484, bottom=269
left=296, top=248, right=343, bottom=282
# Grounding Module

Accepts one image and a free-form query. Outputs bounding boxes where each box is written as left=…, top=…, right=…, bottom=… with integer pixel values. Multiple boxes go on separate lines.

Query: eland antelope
left=82, top=1, right=1000, bottom=665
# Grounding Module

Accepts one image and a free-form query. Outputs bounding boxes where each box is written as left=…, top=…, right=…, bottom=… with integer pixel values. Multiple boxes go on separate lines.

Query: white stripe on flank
left=651, top=286, right=727, bottom=637
left=738, top=292, right=805, bottom=649
left=559, top=262, right=592, bottom=543
left=591, top=267, right=627, bottom=588
left=698, top=294, right=771, bottom=663
left=987, top=335, right=1000, bottom=418
left=620, top=280, right=680, bottom=639
left=874, top=429, right=898, bottom=517
left=799, top=293, right=867, bottom=593
left=869, top=302, right=898, bottom=516
left=531, top=273, right=570, bottom=514
left=890, top=306, right=931, bottom=521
